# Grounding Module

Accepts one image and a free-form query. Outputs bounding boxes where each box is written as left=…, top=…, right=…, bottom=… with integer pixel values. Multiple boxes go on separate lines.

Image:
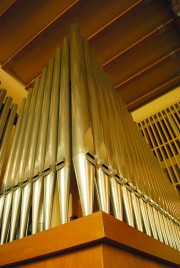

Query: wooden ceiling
left=0, top=0, right=179, bottom=111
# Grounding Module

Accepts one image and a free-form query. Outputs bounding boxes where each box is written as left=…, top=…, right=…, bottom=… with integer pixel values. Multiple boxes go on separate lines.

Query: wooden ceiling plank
left=0, top=0, right=79, bottom=63
left=2, top=0, right=140, bottom=84
left=89, top=0, right=174, bottom=65
left=2, top=0, right=80, bottom=65
left=104, top=25, right=180, bottom=87
left=126, top=75, right=180, bottom=111
left=118, top=55, right=180, bottom=106
left=87, top=0, right=144, bottom=40
left=115, top=47, right=180, bottom=90
left=1, top=0, right=138, bottom=65
left=103, top=18, right=175, bottom=67
left=0, top=0, right=16, bottom=17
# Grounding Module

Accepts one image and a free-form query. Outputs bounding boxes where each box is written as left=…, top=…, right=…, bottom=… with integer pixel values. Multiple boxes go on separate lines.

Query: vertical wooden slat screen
left=138, top=101, right=180, bottom=195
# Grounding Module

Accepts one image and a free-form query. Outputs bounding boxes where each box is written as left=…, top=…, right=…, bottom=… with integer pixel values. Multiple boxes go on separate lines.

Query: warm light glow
left=131, top=86, right=180, bottom=122
left=0, top=67, right=27, bottom=110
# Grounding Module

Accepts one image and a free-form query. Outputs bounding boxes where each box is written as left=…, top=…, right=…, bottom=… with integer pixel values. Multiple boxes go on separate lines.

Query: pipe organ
left=0, top=25, right=179, bottom=252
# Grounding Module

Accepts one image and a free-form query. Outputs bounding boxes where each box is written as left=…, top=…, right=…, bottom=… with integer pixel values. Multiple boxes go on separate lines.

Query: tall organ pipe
left=0, top=98, right=27, bottom=244
left=70, top=25, right=95, bottom=216
left=43, top=48, right=61, bottom=230
left=56, top=38, right=71, bottom=224
left=18, top=79, right=39, bottom=239
left=33, top=58, right=54, bottom=233
left=26, top=69, right=47, bottom=235
left=0, top=104, right=18, bottom=175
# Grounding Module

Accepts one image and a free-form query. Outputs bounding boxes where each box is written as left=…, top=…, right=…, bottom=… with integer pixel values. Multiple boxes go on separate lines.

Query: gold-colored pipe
left=27, top=68, right=47, bottom=235
left=0, top=103, right=18, bottom=175
left=92, top=52, right=120, bottom=214
left=92, top=47, right=139, bottom=228
left=14, top=80, right=39, bottom=239
left=115, top=94, right=170, bottom=240
left=0, top=191, right=13, bottom=244
left=71, top=24, right=95, bottom=216
left=16, top=80, right=39, bottom=184
left=9, top=187, right=21, bottom=242
left=19, top=182, right=32, bottom=239
left=24, top=69, right=47, bottom=180
left=105, top=82, right=137, bottom=227
left=32, top=176, right=43, bottom=234
left=110, top=177, right=123, bottom=221
left=83, top=39, right=110, bottom=213
left=43, top=47, right=61, bottom=230
left=56, top=38, right=71, bottom=224
left=0, top=99, right=27, bottom=244
left=130, top=187, right=143, bottom=232
left=0, top=96, right=12, bottom=140
left=139, top=197, right=151, bottom=236
left=0, top=103, right=19, bottom=242
left=0, top=194, right=5, bottom=227
left=1, top=99, right=27, bottom=191
left=138, top=119, right=179, bottom=245
left=0, top=89, right=7, bottom=111
left=33, top=58, right=54, bottom=232
left=121, top=183, right=134, bottom=227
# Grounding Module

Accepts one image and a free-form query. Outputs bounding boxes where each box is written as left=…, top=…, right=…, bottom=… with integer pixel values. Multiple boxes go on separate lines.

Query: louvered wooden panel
left=138, top=101, right=180, bottom=194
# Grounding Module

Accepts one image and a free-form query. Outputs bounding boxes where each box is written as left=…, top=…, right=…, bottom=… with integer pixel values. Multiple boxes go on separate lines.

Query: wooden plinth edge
left=0, top=211, right=179, bottom=267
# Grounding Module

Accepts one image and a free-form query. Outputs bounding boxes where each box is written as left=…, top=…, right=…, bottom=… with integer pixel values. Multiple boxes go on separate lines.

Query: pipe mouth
left=73, top=153, right=95, bottom=216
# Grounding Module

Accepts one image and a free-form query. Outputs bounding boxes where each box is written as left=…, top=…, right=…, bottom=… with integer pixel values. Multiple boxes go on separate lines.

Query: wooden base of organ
left=0, top=212, right=179, bottom=268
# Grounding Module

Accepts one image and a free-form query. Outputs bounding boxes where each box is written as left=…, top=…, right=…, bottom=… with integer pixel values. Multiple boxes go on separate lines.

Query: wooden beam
left=0, top=0, right=16, bottom=17
left=0, top=0, right=80, bottom=64
left=126, top=75, right=180, bottom=111
left=118, top=55, right=180, bottom=109
left=115, top=47, right=180, bottom=90
left=102, top=19, right=175, bottom=67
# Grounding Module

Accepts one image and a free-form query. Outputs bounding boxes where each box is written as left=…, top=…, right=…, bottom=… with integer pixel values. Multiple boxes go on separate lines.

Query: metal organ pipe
left=0, top=25, right=179, bottom=252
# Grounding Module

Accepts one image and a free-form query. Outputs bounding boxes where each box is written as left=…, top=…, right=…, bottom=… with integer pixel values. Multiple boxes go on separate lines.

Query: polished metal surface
left=139, top=198, right=152, bottom=237
left=43, top=47, right=60, bottom=229
left=9, top=187, right=21, bottom=242
left=32, top=59, right=54, bottom=234
left=110, top=177, right=123, bottom=221
left=0, top=194, right=5, bottom=226
left=32, top=176, right=43, bottom=234
left=0, top=191, right=13, bottom=244
left=71, top=25, right=95, bottom=216
left=56, top=38, right=71, bottom=224
left=122, top=185, right=134, bottom=227
left=0, top=89, right=7, bottom=110
left=44, top=171, right=56, bottom=230
left=0, top=96, right=12, bottom=140
left=0, top=24, right=179, bottom=250
left=131, top=191, right=143, bottom=232
left=0, top=103, right=18, bottom=175
left=1, top=98, right=26, bottom=191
